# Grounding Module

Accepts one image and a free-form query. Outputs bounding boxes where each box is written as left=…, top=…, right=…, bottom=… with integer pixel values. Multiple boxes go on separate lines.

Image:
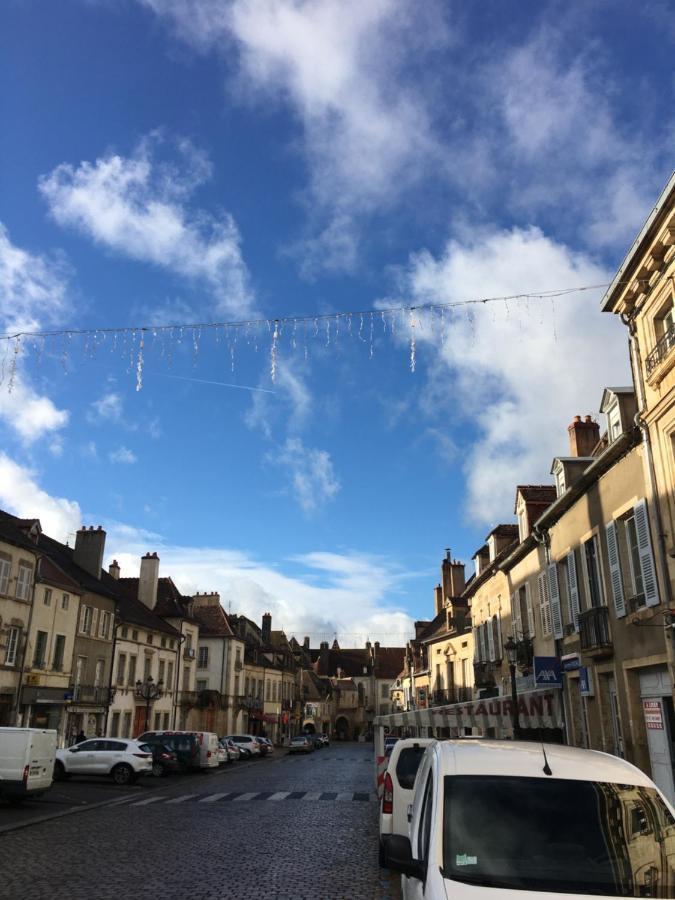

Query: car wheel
left=151, top=761, right=165, bottom=778
left=53, top=761, right=69, bottom=781
left=111, top=763, right=135, bottom=786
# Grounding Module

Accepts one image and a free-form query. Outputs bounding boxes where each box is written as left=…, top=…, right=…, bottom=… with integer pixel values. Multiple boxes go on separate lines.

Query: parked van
left=0, top=727, right=57, bottom=803
left=138, top=731, right=219, bottom=769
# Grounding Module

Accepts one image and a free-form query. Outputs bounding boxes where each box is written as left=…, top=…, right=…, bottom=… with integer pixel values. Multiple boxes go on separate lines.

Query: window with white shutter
left=633, top=498, right=660, bottom=607
left=495, top=613, right=502, bottom=659
left=0, top=553, right=10, bottom=595
left=547, top=563, right=564, bottom=639
left=538, top=572, right=552, bottom=637
left=473, top=627, right=481, bottom=663
left=15, top=563, right=33, bottom=600
left=565, top=551, right=581, bottom=630
left=510, top=592, right=521, bottom=638
left=487, top=619, right=495, bottom=661
left=525, top=583, right=536, bottom=637
left=605, top=521, right=626, bottom=618
left=5, top=626, right=19, bottom=666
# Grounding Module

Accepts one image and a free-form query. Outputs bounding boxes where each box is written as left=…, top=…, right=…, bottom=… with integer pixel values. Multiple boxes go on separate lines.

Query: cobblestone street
left=0, top=743, right=400, bottom=900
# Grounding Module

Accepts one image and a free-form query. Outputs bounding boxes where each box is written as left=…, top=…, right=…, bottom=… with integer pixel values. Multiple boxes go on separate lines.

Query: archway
left=302, top=721, right=316, bottom=734
left=335, top=716, right=350, bottom=741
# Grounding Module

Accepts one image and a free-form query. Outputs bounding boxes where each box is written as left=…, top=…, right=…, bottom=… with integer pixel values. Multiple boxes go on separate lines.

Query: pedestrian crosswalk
left=120, top=789, right=378, bottom=807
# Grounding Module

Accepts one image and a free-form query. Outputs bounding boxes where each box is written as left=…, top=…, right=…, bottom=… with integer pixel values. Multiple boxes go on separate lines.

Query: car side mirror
left=384, top=835, right=425, bottom=880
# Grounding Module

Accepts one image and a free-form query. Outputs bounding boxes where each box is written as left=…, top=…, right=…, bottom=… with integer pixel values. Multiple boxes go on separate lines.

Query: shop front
left=639, top=665, right=675, bottom=804
left=21, top=686, right=70, bottom=743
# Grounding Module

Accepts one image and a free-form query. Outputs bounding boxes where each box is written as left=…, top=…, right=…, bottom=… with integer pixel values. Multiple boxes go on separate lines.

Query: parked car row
left=379, top=736, right=675, bottom=898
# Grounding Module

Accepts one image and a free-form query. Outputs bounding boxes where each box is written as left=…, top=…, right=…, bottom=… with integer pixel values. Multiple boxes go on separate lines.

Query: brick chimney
left=73, top=526, right=106, bottom=579
left=108, top=559, right=120, bottom=580
left=434, top=584, right=443, bottom=616
left=138, top=552, right=160, bottom=609
left=303, top=636, right=310, bottom=650
left=568, top=415, right=600, bottom=457
left=192, top=591, right=221, bottom=609
left=442, top=549, right=466, bottom=600
left=262, top=612, right=272, bottom=643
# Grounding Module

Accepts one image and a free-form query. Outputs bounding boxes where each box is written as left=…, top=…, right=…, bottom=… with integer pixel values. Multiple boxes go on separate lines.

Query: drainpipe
left=14, top=555, right=42, bottom=726
left=172, top=627, right=186, bottom=729
left=103, top=611, right=122, bottom=737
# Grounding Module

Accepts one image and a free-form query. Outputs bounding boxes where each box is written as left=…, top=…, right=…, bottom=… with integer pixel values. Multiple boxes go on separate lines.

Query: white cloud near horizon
left=0, top=453, right=81, bottom=543
left=0, top=224, right=71, bottom=444
left=39, top=134, right=254, bottom=317
left=402, top=225, right=630, bottom=524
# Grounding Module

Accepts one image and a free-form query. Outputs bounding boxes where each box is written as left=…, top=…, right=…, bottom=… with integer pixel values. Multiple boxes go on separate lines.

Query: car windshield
left=443, top=775, right=675, bottom=896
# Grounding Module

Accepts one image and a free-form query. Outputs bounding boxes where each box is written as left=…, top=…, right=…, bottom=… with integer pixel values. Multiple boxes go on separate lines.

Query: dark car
left=140, top=733, right=201, bottom=772
left=149, top=743, right=181, bottom=777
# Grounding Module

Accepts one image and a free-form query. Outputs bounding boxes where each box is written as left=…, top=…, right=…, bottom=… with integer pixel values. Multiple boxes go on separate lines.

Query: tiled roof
left=117, top=576, right=194, bottom=620
left=310, top=645, right=405, bottom=680
left=485, top=524, right=519, bottom=540
left=515, top=485, right=557, bottom=507
left=191, top=604, right=234, bottom=637
left=374, top=647, right=406, bottom=679
left=40, top=556, right=83, bottom=594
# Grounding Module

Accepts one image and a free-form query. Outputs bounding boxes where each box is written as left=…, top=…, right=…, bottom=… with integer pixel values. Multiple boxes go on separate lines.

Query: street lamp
left=504, top=636, right=522, bottom=740
left=135, top=675, right=163, bottom=732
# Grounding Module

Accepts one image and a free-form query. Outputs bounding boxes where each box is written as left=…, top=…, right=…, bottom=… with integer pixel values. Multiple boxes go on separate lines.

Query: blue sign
left=534, top=656, right=562, bottom=687
left=561, top=653, right=581, bottom=672
left=579, top=666, right=594, bottom=697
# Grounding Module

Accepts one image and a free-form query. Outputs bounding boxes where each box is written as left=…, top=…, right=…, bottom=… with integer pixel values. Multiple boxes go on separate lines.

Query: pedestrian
left=74, top=729, right=86, bottom=744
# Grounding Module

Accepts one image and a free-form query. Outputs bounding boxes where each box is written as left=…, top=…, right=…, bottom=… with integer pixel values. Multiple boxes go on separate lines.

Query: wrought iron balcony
left=430, top=689, right=452, bottom=707
left=473, top=661, right=496, bottom=688
left=69, top=684, right=114, bottom=705
left=579, top=606, right=612, bottom=655
left=646, top=323, right=675, bottom=376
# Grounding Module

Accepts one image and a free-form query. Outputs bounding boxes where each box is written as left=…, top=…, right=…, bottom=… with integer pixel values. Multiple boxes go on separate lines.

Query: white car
left=379, top=738, right=434, bottom=865
left=385, top=739, right=675, bottom=898
left=224, top=734, right=262, bottom=756
left=289, top=735, right=314, bottom=754
left=54, top=738, right=153, bottom=785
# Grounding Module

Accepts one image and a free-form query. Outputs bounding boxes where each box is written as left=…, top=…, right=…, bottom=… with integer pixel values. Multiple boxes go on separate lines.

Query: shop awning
left=374, top=688, right=562, bottom=733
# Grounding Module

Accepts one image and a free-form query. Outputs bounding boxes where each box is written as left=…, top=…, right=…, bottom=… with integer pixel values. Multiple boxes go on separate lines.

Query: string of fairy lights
left=0, top=282, right=613, bottom=393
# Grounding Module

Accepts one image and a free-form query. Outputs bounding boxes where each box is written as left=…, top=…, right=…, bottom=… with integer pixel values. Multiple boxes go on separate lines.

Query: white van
left=0, top=727, right=57, bottom=803
left=138, top=730, right=220, bottom=769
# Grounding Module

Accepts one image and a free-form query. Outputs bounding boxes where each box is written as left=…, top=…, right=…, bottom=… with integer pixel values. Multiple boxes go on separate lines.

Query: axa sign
left=534, top=656, right=562, bottom=688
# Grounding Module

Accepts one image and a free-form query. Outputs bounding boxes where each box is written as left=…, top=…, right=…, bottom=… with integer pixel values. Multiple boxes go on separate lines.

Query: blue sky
left=0, top=0, right=673, bottom=644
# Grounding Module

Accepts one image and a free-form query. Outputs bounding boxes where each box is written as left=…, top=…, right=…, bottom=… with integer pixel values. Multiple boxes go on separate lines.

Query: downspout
left=103, top=610, right=122, bottom=736
left=220, top=637, right=227, bottom=731
left=625, top=317, right=674, bottom=607
left=172, top=625, right=186, bottom=729
left=14, top=555, right=42, bottom=726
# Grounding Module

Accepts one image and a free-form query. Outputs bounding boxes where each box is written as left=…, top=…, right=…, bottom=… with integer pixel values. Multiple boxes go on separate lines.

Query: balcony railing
left=473, top=662, right=496, bottom=688
left=646, top=324, right=675, bottom=376
left=579, top=606, right=612, bottom=654
left=430, top=689, right=452, bottom=706
left=70, top=684, right=114, bottom=705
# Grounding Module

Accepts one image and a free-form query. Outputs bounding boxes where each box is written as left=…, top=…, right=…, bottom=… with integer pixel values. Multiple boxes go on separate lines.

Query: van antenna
left=541, top=736, right=553, bottom=776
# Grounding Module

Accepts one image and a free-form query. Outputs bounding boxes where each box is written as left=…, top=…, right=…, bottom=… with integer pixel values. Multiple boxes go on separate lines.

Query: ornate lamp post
left=135, top=675, right=163, bottom=732
left=504, top=637, right=522, bottom=740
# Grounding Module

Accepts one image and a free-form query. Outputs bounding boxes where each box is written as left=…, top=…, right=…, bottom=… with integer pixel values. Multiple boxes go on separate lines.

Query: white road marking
left=232, top=792, right=258, bottom=802
left=268, top=791, right=290, bottom=801
left=336, top=792, right=354, bottom=801
left=301, top=792, right=322, bottom=801
left=130, top=796, right=165, bottom=806
left=165, top=794, right=198, bottom=804
left=199, top=792, right=230, bottom=803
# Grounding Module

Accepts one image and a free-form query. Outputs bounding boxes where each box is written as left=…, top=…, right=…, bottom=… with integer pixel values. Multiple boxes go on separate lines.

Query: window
left=655, top=298, right=675, bottom=342
left=625, top=515, right=644, bottom=600
left=196, top=679, right=208, bottom=692
left=561, top=552, right=581, bottom=632
left=461, top=658, right=468, bottom=688
left=380, top=682, right=389, bottom=698
left=553, top=464, right=565, bottom=497
left=538, top=572, right=552, bottom=637
left=0, top=553, right=10, bottom=595
left=147, top=633, right=153, bottom=644
left=185, top=632, right=193, bottom=651
left=80, top=605, right=93, bottom=635
left=162, top=712, right=170, bottom=730
left=266, top=680, right=271, bottom=701
left=167, top=661, right=174, bottom=689
left=122, top=711, right=132, bottom=738
left=182, top=666, right=190, bottom=690
left=607, top=404, right=622, bottom=442
left=75, top=655, right=86, bottom=687
left=234, top=675, right=240, bottom=696
left=61, top=593, right=69, bottom=610
left=116, top=652, right=127, bottom=685
left=584, top=535, right=604, bottom=608
left=44, top=588, right=52, bottom=606
left=127, top=655, right=137, bottom=685
left=131, top=629, right=138, bottom=641
left=94, top=658, right=104, bottom=687
left=161, top=636, right=166, bottom=648
left=16, top=563, right=33, bottom=600
left=143, top=656, right=151, bottom=680
left=33, top=631, right=48, bottom=668
left=198, top=646, right=208, bottom=668
left=110, top=711, right=120, bottom=737
left=396, top=745, right=427, bottom=790
left=154, top=712, right=161, bottom=729
left=52, top=634, right=66, bottom=671
left=158, top=659, right=166, bottom=684
left=120, top=626, right=128, bottom=639
left=5, top=626, right=19, bottom=666
left=99, top=611, right=111, bottom=640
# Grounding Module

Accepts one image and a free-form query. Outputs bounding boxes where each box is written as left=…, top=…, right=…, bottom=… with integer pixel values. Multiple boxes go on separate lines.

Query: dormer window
left=553, top=462, right=566, bottom=498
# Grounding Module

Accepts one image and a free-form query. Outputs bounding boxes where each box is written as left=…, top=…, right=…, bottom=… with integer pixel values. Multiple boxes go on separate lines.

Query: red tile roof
left=191, top=604, right=234, bottom=637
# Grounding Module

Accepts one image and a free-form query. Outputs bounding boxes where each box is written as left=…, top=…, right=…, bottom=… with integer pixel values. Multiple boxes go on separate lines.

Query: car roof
left=434, top=739, right=654, bottom=785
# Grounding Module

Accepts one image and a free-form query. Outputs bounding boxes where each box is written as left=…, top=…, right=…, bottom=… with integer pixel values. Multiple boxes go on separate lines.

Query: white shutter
left=0, top=556, right=10, bottom=594
left=538, top=572, right=551, bottom=636
left=525, top=583, right=536, bottom=637
left=547, top=563, right=564, bottom=639
left=91, top=608, right=99, bottom=637
left=510, top=592, right=521, bottom=638
left=566, top=551, right=581, bottom=630
left=605, top=521, right=626, bottom=618
left=79, top=604, right=87, bottom=634
left=495, top=612, right=502, bottom=659
left=634, top=499, right=659, bottom=607
left=487, top=619, right=495, bottom=661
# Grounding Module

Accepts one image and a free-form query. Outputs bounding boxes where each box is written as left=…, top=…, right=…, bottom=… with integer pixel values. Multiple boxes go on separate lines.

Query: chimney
left=262, top=612, right=272, bottom=643
left=138, top=552, right=160, bottom=609
left=449, top=560, right=465, bottom=596
left=108, top=559, right=120, bottom=580
left=319, top=640, right=330, bottom=674
left=73, top=526, right=106, bottom=579
left=192, top=591, right=221, bottom=609
left=303, top=636, right=310, bottom=650
left=568, top=415, right=600, bottom=457
left=373, top=641, right=380, bottom=664
left=434, top=584, right=443, bottom=616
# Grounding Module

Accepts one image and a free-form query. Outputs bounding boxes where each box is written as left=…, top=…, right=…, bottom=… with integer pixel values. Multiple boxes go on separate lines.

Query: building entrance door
left=133, top=706, right=147, bottom=738
left=640, top=667, right=675, bottom=804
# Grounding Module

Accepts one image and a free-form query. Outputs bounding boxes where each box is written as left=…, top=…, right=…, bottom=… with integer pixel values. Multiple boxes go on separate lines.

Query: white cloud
left=0, top=453, right=81, bottom=543
left=246, top=358, right=312, bottom=438
left=138, top=0, right=443, bottom=270
left=0, top=225, right=70, bottom=444
left=267, top=436, right=340, bottom=513
left=88, top=390, right=123, bottom=423
left=109, top=446, right=137, bottom=464
left=39, top=134, right=254, bottom=316
left=403, top=225, right=629, bottom=524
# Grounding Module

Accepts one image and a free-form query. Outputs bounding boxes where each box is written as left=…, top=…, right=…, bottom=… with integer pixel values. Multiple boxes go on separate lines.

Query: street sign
left=644, top=700, right=664, bottom=730
left=579, top=666, right=594, bottom=697
left=561, top=653, right=581, bottom=672
left=534, top=656, right=562, bottom=687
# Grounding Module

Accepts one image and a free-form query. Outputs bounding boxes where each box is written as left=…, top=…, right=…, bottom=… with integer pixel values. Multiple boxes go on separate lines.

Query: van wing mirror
left=383, top=835, right=425, bottom=880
